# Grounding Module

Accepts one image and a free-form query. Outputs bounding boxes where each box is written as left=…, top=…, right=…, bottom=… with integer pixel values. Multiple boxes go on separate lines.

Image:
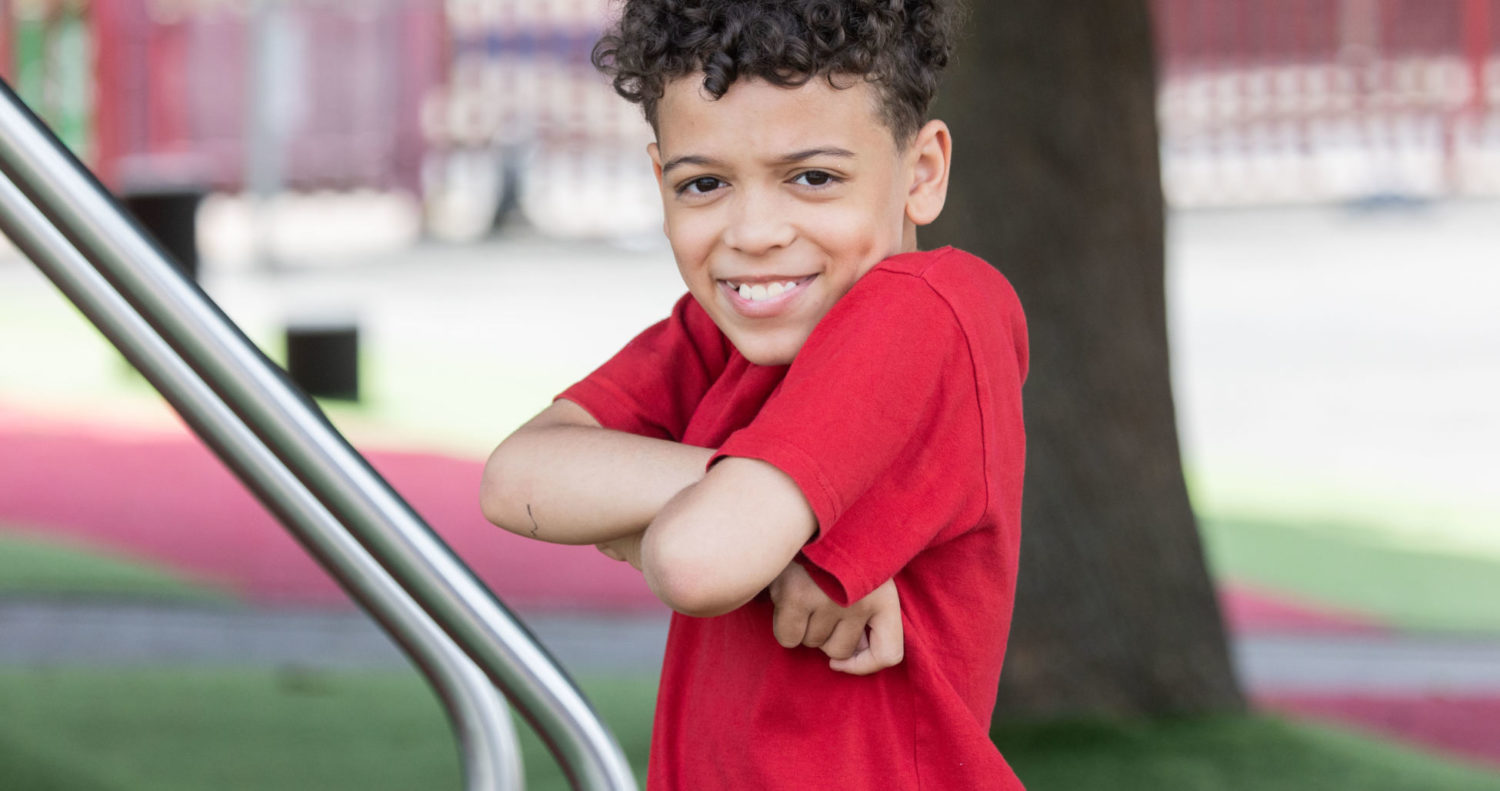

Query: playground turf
left=1201, top=515, right=1500, bottom=633
left=0, top=531, right=231, bottom=603
left=0, top=669, right=1497, bottom=791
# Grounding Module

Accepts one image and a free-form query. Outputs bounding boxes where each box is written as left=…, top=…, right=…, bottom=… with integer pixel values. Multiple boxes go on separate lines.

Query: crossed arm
left=480, top=399, right=903, bottom=672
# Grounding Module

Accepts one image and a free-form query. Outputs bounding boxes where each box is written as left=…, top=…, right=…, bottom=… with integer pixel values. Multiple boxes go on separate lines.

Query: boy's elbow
left=649, top=570, right=742, bottom=618
left=648, top=569, right=745, bottom=618
left=643, top=533, right=756, bottom=618
left=478, top=447, right=527, bottom=536
left=478, top=481, right=514, bottom=534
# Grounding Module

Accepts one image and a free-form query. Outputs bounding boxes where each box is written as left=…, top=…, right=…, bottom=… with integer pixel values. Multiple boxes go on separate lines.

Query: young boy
left=481, top=1, right=1027, bottom=788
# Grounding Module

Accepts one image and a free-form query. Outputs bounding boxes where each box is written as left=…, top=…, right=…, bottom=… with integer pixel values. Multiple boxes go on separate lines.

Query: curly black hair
left=591, top=0, right=961, bottom=144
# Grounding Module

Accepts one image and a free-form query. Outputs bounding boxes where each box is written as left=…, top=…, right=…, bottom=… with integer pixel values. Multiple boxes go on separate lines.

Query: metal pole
left=0, top=78, right=637, bottom=791
left=244, top=0, right=287, bottom=271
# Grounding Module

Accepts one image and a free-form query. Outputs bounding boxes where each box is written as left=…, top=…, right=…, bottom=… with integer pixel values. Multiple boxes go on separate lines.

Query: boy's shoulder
left=841, top=246, right=1024, bottom=330
left=865, top=246, right=1017, bottom=297
left=869, top=244, right=979, bottom=277
left=818, top=245, right=1028, bottom=380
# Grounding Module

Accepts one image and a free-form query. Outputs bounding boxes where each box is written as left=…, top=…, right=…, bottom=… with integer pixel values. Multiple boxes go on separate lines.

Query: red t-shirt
left=560, top=247, right=1028, bottom=790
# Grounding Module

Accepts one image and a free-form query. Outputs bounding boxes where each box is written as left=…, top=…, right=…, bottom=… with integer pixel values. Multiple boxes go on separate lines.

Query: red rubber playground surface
left=0, top=406, right=658, bottom=612
left=2, top=405, right=1498, bottom=771
left=0, top=405, right=1398, bottom=624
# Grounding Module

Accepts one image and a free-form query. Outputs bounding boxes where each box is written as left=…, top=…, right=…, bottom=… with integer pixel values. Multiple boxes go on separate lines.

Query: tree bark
left=929, top=0, right=1245, bottom=717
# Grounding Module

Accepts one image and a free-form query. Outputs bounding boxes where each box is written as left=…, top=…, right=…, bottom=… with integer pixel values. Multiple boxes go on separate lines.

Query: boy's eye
left=792, top=170, right=839, bottom=188
left=679, top=176, right=725, bottom=195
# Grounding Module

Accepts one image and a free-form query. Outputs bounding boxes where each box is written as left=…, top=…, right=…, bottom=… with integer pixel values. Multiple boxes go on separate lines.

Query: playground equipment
left=0, top=78, right=637, bottom=791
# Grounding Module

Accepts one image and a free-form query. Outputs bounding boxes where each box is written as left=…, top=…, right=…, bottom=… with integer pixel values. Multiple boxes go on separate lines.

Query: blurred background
left=0, top=1, right=1497, bottom=790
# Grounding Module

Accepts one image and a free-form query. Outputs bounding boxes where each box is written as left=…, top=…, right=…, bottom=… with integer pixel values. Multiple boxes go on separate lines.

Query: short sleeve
left=559, top=293, right=730, bottom=441
left=713, top=270, right=990, bottom=604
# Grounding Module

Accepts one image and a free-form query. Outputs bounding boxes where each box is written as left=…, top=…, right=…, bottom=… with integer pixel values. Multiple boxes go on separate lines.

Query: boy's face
left=649, top=75, right=918, bottom=366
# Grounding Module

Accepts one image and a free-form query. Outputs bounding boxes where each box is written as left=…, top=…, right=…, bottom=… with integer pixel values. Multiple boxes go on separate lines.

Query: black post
left=122, top=188, right=204, bottom=280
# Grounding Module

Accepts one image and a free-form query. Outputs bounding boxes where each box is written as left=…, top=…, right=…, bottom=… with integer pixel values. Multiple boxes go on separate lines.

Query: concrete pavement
left=0, top=599, right=670, bottom=675
left=4, top=599, right=1499, bottom=699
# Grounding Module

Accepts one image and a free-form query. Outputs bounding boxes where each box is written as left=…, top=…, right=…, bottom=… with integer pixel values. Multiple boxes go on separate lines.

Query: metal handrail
left=0, top=166, right=524, bottom=790
left=0, top=80, right=638, bottom=791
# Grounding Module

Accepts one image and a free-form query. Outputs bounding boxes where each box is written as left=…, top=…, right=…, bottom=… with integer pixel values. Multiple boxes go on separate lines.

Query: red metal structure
left=0, top=0, right=447, bottom=196
left=1153, top=0, right=1499, bottom=204
left=3, top=0, right=1493, bottom=216
left=91, top=0, right=446, bottom=195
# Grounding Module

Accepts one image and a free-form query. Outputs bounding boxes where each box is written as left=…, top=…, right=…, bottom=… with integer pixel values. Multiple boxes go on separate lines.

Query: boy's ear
left=648, top=142, right=668, bottom=235
left=904, top=120, right=952, bottom=227
left=648, top=142, right=664, bottom=185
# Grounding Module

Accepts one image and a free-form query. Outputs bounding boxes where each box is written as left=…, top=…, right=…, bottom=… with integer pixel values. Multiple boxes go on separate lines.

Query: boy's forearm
left=481, top=402, right=714, bottom=545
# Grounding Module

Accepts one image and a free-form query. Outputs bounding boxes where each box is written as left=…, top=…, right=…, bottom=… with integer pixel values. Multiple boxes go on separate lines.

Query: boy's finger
left=829, top=633, right=871, bottom=674
left=830, top=650, right=879, bottom=675
left=772, top=604, right=809, bottom=649
left=831, top=623, right=903, bottom=676
left=821, top=620, right=863, bottom=660
left=802, top=610, right=839, bottom=648
left=867, top=608, right=905, bottom=668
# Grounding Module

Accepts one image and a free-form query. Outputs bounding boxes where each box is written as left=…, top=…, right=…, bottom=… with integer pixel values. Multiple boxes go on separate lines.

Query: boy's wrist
left=596, top=531, right=645, bottom=571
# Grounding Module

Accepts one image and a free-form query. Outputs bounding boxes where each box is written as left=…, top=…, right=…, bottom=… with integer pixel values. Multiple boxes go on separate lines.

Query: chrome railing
left=0, top=80, right=638, bottom=791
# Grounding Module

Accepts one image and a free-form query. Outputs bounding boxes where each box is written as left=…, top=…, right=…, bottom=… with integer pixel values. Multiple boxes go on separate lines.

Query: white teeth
left=732, top=279, right=803, bottom=302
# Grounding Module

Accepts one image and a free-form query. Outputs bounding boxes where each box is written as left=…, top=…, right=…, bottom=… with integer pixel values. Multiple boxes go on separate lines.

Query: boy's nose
left=722, top=191, right=795, bottom=256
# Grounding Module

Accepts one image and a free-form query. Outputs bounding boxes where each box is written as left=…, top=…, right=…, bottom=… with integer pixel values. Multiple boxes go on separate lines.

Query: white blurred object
left=199, top=191, right=423, bottom=271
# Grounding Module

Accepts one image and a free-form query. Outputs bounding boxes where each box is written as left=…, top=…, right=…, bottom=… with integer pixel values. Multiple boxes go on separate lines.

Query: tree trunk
left=929, top=0, right=1245, bottom=717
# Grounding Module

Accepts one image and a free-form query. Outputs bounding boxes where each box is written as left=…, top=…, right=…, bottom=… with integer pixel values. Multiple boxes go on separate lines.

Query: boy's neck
left=902, top=223, right=920, bottom=254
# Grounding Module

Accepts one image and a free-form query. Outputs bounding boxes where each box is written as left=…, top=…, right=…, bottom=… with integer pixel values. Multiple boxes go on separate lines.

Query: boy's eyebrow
left=660, top=147, right=856, bottom=175
left=770, top=147, right=857, bottom=165
left=660, top=154, right=722, bottom=175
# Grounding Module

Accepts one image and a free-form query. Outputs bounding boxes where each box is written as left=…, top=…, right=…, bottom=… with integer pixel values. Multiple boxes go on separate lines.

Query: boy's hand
left=769, top=562, right=904, bottom=676
left=596, top=533, right=644, bottom=571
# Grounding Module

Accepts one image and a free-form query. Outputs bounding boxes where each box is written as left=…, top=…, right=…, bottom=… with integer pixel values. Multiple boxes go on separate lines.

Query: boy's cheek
left=664, top=215, right=715, bottom=261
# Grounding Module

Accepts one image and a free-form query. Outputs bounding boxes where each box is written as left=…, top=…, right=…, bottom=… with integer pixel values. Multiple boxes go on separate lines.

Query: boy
left=481, top=1, right=1028, bottom=788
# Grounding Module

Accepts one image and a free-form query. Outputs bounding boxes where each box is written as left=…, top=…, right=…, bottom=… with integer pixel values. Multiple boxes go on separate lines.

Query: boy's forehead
left=656, top=74, right=892, bottom=156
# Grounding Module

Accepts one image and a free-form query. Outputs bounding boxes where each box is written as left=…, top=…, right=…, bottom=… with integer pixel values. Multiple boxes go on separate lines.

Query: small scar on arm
left=526, top=504, right=540, bottom=538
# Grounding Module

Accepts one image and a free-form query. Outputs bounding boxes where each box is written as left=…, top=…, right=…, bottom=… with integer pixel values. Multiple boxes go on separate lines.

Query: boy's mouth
left=719, top=275, right=815, bottom=305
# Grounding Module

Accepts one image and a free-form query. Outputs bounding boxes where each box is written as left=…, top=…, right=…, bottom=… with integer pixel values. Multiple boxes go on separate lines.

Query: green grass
left=0, top=669, right=651, bottom=791
left=0, top=531, right=233, bottom=603
left=0, top=669, right=1496, bottom=791
left=1201, top=515, right=1500, bottom=632
left=0, top=736, right=122, bottom=791
left=995, top=715, right=1500, bottom=790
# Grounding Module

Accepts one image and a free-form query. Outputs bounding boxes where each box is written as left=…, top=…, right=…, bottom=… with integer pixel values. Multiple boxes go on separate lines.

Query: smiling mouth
left=721, top=275, right=814, bottom=303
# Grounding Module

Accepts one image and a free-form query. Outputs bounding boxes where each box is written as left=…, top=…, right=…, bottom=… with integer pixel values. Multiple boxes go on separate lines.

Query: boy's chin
left=730, top=334, right=804, bottom=367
